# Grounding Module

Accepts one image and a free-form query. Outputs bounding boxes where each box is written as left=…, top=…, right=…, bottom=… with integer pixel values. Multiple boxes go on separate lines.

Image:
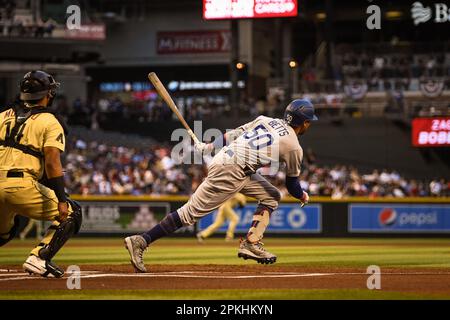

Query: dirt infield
left=1, top=264, right=449, bottom=296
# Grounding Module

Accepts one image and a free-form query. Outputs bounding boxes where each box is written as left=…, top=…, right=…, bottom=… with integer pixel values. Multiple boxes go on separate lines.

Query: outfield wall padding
left=68, top=196, right=450, bottom=238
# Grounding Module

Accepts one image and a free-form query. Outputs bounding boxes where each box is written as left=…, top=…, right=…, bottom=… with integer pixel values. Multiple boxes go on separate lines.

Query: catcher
left=196, top=193, right=246, bottom=242
left=0, top=70, right=82, bottom=278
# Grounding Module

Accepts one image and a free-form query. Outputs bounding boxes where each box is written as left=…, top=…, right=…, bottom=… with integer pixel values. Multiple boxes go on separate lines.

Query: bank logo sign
left=198, top=204, right=322, bottom=233
left=411, top=2, right=450, bottom=25
left=78, top=202, right=171, bottom=233
left=349, top=204, right=450, bottom=233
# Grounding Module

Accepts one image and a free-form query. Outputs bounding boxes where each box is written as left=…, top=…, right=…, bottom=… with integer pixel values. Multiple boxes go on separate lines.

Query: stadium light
left=236, top=62, right=245, bottom=70
left=289, top=60, right=298, bottom=68
left=385, top=10, right=403, bottom=19
left=315, top=12, right=326, bottom=21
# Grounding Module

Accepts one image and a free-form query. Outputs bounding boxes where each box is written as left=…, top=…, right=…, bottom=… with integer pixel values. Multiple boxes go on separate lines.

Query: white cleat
left=196, top=233, right=205, bottom=243
left=23, top=255, right=64, bottom=278
left=124, top=235, right=147, bottom=273
left=238, top=239, right=277, bottom=264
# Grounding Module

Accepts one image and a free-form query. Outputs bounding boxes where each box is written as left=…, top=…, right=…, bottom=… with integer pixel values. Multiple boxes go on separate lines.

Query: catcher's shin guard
left=0, top=216, right=20, bottom=247
left=38, top=199, right=82, bottom=261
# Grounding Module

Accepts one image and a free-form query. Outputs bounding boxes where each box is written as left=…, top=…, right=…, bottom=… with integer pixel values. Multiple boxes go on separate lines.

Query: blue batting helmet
left=283, top=99, right=318, bottom=127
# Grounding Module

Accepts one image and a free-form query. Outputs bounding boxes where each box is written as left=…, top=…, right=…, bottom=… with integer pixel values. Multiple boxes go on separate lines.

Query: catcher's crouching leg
left=0, top=216, right=20, bottom=247
left=38, top=199, right=82, bottom=261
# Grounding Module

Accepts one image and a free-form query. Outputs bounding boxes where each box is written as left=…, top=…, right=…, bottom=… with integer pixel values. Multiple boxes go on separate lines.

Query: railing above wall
left=71, top=194, right=450, bottom=204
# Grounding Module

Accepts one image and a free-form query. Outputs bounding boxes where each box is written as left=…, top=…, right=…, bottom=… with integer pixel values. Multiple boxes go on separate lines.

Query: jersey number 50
left=243, top=124, right=273, bottom=150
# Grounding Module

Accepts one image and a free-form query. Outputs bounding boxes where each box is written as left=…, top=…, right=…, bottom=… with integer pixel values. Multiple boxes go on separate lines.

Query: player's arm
left=44, top=146, right=69, bottom=221
left=283, top=149, right=309, bottom=206
left=195, top=117, right=262, bottom=154
left=285, top=177, right=309, bottom=206
left=224, top=116, right=264, bottom=144
left=43, top=118, right=68, bottom=221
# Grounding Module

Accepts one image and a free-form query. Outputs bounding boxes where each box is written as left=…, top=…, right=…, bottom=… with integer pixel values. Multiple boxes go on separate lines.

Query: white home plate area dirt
left=1, top=265, right=450, bottom=296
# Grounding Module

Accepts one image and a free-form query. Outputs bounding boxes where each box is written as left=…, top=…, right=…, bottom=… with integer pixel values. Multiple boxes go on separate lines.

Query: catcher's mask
left=19, top=70, right=60, bottom=107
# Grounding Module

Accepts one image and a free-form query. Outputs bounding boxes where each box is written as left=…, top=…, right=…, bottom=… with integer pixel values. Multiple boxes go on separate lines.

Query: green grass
left=1, top=238, right=450, bottom=300
left=1, top=237, right=449, bottom=268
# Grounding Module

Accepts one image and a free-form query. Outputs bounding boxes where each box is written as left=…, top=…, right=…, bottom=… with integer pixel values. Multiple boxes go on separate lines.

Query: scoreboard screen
left=412, top=118, right=450, bottom=147
left=203, top=0, right=298, bottom=20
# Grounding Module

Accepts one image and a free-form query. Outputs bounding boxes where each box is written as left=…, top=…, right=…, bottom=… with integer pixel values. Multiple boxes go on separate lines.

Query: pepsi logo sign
left=350, top=205, right=449, bottom=233
left=378, top=208, right=397, bottom=227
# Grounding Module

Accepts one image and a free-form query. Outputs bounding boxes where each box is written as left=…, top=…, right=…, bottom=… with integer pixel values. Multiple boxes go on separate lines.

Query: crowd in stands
left=1, top=18, right=56, bottom=38
left=0, top=0, right=15, bottom=22
left=0, top=1, right=57, bottom=38
left=60, top=96, right=285, bottom=126
left=297, top=165, right=448, bottom=199
left=63, top=137, right=201, bottom=196
left=302, top=45, right=450, bottom=94
left=337, top=52, right=448, bottom=82
left=61, top=54, right=449, bottom=126
left=63, top=137, right=449, bottom=198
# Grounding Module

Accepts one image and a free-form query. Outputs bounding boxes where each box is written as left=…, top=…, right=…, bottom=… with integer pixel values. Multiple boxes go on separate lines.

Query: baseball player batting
left=0, top=71, right=82, bottom=278
left=125, top=99, right=317, bottom=272
left=196, top=193, right=246, bottom=243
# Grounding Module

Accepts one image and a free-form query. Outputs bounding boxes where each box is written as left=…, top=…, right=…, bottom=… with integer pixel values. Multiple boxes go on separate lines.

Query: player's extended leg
left=238, top=173, right=281, bottom=264
left=124, top=163, right=249, bottom=273
left=225, top=207, right=239, bottom=241
left=197, top=206, right=226, bottom=242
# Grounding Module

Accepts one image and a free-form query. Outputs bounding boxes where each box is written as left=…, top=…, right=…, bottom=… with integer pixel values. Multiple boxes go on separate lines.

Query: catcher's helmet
left=19, top=70, right=60, bottom=102
left=283, top=99, right=318, bottom=127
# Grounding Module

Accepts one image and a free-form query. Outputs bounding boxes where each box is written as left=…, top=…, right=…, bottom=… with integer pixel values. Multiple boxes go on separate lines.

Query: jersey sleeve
left=282, top=148, right=303, bottom=177
left=225, top=116, right=263, bottom=143
left=43, top=117, right=65, bottom=152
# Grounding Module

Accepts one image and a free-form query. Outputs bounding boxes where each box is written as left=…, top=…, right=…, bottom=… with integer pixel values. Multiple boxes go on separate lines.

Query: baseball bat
left=148, top=72, right=200, bottom=144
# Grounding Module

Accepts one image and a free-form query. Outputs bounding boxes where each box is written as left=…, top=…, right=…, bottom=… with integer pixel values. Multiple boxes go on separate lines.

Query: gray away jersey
left=217, top=116, right=303, bottom=177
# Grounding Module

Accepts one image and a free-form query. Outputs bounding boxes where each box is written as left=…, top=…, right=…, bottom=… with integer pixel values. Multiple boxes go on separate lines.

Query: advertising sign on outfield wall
left=79, top=202, right=172, bottom=233
left=349, top=204, right=450, bottom=233
left=198, top=204, right=322, bottom=233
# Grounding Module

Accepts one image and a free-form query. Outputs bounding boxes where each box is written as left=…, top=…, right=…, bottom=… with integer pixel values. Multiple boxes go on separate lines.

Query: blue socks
left=141, top=211, right=183, bottom=245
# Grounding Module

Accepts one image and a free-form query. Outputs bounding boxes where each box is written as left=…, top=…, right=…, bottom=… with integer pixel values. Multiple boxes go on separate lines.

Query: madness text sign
left=157, top=30, right=231, bottom=54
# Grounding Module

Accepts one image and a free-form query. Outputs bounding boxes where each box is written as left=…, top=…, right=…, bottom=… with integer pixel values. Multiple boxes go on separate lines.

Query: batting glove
left=194, top=142, right=212, bottom=155
left=300, top=191, right=309, bottom=208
